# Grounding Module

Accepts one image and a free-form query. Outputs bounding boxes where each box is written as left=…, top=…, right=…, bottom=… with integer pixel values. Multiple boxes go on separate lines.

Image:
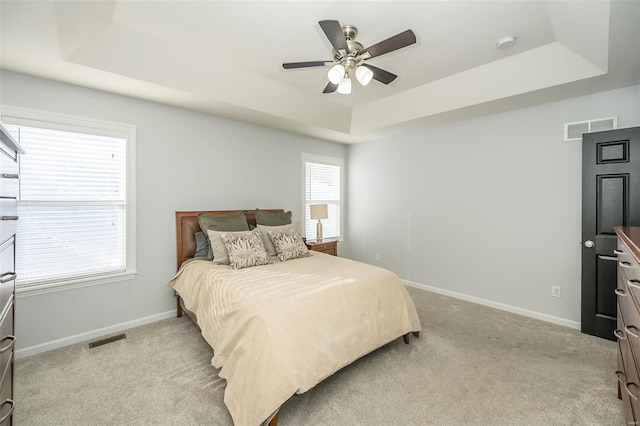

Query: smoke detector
left=496, top=36, right=516, bottom=49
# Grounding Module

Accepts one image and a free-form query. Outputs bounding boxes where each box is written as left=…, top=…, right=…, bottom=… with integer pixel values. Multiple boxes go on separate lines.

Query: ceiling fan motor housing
left=332, top=25, right=364, bottom=65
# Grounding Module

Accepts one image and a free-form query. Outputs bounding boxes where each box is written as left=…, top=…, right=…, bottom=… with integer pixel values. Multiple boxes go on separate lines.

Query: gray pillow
left=257, top=222, right=299, bottom=257
left=198, top=211, right=250, bottom=259
left=194, top=231, right=209, bottom=258
left=255, top=209, right=292, bottom=226
left=220, top=228, right=270, bottom=270
left=268, top=227, right=310, bottom=262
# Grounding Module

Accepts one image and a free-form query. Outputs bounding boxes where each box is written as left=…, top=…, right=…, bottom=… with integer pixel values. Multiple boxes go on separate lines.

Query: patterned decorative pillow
left=257, top=222, right=299, bottom=257
left=267, top=227, right=310, bottom=262
left=220, top=228, right=270, bottom=270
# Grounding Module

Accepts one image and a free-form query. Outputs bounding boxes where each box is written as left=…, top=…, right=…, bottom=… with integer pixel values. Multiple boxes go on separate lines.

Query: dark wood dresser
left=0, top=123, right=22, bottom=425
left=305, top=238, right=338, bottom=256
left=614, top=226, right=640, bottom=424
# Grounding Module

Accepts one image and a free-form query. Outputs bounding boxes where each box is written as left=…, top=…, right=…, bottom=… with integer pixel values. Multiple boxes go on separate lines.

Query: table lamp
left=310, top=204, right=328, bottom=241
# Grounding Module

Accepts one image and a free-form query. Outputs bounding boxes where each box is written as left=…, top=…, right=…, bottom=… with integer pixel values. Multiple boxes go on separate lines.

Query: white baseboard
left=17, top=284, right=580, bottom=359
left=16, top=310, right=176, bottom=359
left=404, top=280, right=581, bottom=330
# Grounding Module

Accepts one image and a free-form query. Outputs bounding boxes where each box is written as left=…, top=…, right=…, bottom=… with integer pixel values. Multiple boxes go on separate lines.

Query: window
left=2, top=107, right=136, bottom=293
left=302, top=153, right=343, bottom=240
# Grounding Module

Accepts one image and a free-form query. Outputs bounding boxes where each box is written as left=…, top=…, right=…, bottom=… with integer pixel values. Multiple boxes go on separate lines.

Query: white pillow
left=257, top=222, right=299, bottom=256
left=220, top=228, right=270, bottom=270
left=207, top=228, right=251, bottom=265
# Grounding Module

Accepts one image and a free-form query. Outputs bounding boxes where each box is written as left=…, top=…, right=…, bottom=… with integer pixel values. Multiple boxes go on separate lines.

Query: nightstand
left=305, top=238, right=338, bottom=256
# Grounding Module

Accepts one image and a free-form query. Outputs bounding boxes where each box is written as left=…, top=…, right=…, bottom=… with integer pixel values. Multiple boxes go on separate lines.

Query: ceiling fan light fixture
left=327, top=64, right=345, bottom=84
left=283, top=20, right=417, bottom=94
left=337, top=76, right=352, bottom=95
left=355, top=65, right=373, bottom=86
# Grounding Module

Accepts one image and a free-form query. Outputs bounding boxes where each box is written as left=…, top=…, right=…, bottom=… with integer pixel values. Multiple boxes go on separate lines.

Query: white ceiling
left=1, top=1, right=639, bottom=143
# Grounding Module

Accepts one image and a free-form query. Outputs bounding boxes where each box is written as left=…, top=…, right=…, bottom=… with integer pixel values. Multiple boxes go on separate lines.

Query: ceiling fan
left=282, top=20, right=417, bottom=95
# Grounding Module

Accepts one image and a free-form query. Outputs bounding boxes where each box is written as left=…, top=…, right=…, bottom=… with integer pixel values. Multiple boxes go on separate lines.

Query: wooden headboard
left=175, top=209, right=285, bottom=270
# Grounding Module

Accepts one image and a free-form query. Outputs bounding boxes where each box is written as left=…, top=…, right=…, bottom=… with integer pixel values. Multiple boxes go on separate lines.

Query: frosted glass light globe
left=337, top=77, right=352, bottom=95
left=355, top=65, right=373, bottom=86
left=327, top=64, right=345, bottom=84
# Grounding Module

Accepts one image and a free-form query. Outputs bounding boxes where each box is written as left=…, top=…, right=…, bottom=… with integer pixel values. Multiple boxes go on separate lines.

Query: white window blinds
left=303, top=155, right=343, bottom=240
left=6, top=123, right=128, bottom=287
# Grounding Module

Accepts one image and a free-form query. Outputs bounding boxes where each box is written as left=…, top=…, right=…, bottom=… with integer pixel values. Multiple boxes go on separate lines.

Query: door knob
left=584, top=240, right=595, bottom=248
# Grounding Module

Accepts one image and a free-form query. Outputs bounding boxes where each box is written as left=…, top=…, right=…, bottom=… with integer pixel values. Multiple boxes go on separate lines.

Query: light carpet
left=16, top=287, right=622, bottom=425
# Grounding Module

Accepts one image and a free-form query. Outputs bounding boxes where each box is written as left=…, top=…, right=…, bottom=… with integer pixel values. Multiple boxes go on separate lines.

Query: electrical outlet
left=551, top=286, right=561, bottom=298
left=375, top=253, right=380, bottom=262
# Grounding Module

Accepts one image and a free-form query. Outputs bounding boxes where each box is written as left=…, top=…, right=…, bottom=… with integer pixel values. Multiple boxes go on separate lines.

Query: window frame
left=301, top=152, right=345, bottom=241
left=1, top=105, right=137, bottom=296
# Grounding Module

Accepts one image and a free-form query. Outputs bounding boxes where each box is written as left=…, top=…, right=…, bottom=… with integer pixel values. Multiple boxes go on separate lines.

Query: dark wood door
left=582, top=126, right=640, bottom=340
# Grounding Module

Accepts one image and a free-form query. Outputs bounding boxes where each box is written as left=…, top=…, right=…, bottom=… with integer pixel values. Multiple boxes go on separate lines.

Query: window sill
left=16, top=270, right=137, bottom=298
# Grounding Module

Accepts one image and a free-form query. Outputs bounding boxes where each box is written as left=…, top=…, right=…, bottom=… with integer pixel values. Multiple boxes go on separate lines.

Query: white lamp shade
left=355, top=65, right=373, bottom=86
left=310, top=204, right=328, bottom=220
left=327, top=64, right=345, bottom=84
left=337, top=77, right=352, bottom=95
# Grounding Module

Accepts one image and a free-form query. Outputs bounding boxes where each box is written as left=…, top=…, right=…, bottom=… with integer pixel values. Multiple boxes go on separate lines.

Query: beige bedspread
left=169, top=251, right=421, bottom=426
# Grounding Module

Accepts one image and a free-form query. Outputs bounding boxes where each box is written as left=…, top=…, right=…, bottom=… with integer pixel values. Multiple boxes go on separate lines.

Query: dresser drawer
left=618, top=240, right=640, bottom=283
left=619, top=266, right=640, bottom=423
left=0, top=304, right=13, bottom=389
left=0, top=136, right=18, bottom=163
left=0, top=156, right=18, bottom=200
left=0, top=200, right=17, bottom=246
left=619, top=302, right=630, bottom=375
left=0, top=240, right=14, bottom=320
left=618, top=268, right=640, bottom=337
left=0, top=352, right=13, bottom=426
left=625, top=274, right=640, bottom=323
left=625, top=338, right=640, bottom=422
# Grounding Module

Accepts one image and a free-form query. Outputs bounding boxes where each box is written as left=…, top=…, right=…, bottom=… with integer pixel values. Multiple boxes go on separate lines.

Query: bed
left=169, top=209, right=422, bottom=426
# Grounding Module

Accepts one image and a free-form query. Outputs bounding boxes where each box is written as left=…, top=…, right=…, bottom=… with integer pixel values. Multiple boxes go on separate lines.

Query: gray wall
left=344, top=84, right=640, bottom=327
left=5, top=67, right=639, bottom=354
left=0, top=70, right=347, bottom=354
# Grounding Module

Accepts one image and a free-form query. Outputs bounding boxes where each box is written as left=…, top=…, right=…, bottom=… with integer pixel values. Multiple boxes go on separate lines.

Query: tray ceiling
left=1, top=1, right=639, bottom=143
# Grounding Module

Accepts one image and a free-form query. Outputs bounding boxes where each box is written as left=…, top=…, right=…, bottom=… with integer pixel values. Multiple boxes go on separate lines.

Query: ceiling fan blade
left=323, top=82, right=338, bottom=93
left=361, top=29, right=416, bottom=59
left=319, top=20, right=348, bottom=52
left=282, top=61, right=331, bottom=69
left=361, top=64, right=397, bottom=84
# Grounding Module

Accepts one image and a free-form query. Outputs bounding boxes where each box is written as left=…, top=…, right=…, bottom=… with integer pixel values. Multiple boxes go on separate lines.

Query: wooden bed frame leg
left=176, top=295, right=183, bottom=318
left=618, top=381, right=623, bottom=400
left=403, top=331, right=420, bottom=344
left=268, top=413, right=278, bottom=426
